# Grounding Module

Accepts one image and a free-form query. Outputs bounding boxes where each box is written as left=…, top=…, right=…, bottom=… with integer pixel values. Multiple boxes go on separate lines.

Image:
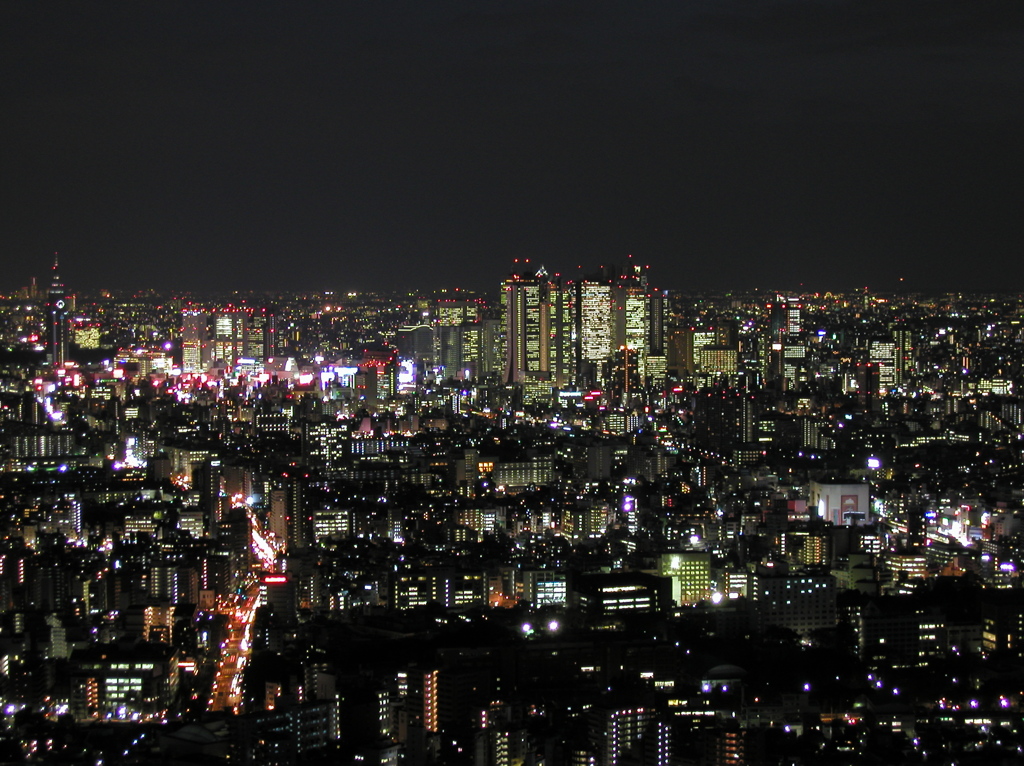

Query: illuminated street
left=208, top=582, right=261, bottom=714
left=207, top=505, right=281, bottom=713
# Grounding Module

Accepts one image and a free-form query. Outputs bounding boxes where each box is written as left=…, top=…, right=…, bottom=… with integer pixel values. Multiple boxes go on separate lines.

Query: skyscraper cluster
left=181, top=305, right=279, bottom=372
left=502, top=259, right=666, bottom=401
left=8, top=260, right=1024, bottom=765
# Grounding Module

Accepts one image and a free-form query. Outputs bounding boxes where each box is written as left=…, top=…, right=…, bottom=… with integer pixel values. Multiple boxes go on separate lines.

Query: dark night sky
left=2, top=1, right=1023, bottom=295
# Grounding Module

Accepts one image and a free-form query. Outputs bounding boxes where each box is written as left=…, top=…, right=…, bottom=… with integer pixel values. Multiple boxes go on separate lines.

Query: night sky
left=3, top=1, right=1024, bottom=295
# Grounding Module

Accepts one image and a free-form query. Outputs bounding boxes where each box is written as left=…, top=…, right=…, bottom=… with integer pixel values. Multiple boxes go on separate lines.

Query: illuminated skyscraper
left=891, top=322, right=915, bottom=389
left=763, top=296, right=803, bottom=390
left=208, top=306, right=277, bottom=367
left=212, top=309, right=246, bottom=366
left=579, top=261, right=664, bottom=389
left=503, top=260, right=663, bottom=391
left=460, top=318, right=502, bottom=379
left=503, top=268, right=548, bottom=384
left=577, top=277, right=614, bottom=384
left=44, top=255, right=70, bottom=368
left=503, top=267, right=578, bottom=391
left=869, top=339, right=898, bottom=393
left=435, top=299, right=478, bottom=326
left=246, top=306, right=278, bottom=361
left=181, top=309, right=210, bottom=372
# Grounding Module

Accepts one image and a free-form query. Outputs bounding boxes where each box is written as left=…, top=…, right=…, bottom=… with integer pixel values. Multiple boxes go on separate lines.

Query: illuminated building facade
left=808, top=481, right=870, bottom=526
left=393, top=567, right=487, bottom=609
left=612, top=262, right=663, bottom=388
left=523, top=570, right=568, bottom=606
left=659, top=552, right=712, bottom=606
left=577, top=278, right=614, bottom=382
left=303, top=420, right=351, bottom=476
left=435, top=299, right=478, bottom=326
left=502, top=268, right=551, bottom=385
left=181, top=309, right=210, bottom=372
left=44, top=256, right=71, bottom=368
left=869, top=339, right=898, bottom=393
left=68, top=642, right=180, bottom=722
left=572, top=572, right=670, bottom=616
left=891, top=322, right=915, bottom=389
left=751, top=562, right=837, bottom=637
left=186, top=305, right=279, bottom=369
left=501, top=260, right=664, bottom=391
left=763, top=297, right=803, bottom=389
left=587, top=704, right=658, bottom=766
left=697, top=345, right=739, bottom=379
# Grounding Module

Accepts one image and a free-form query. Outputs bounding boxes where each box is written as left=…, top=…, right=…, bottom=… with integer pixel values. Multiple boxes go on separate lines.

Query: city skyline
left=4, top=248, right=1024, bottom=761
left=3, top=2, right=1024, bottom=295
left=4, top=6, right=1024, bottom=759
left=9, top=252, right=1024, bottom=302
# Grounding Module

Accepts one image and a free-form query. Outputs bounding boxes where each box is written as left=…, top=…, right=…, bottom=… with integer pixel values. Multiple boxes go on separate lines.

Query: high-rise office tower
left=208, top=306, right=277, bottom=367
left=181, top=309, right=211, bottom=372
left=548, top=278, right=577, bottom=388
left=504, top=260, right=664, bottom=391
left=44, top=256, right=70, bottom=368
left=576, top=261, right=664, bottom=390
left=868, top=339, right=898, bottom=393
left=460, top=318, right=502, bottom=380
left=212, top=309, right=246, bottom=366
left=503, top=267, right=578, bottom=389
left=891, top=322, right=915, bottom=390
left=763, top=296, right=803, bottom=390
left=435, top=324, right=464, bottom=377
left=614, top=266, right=650, bottom=389
left=648, top=290, right=666, bottom=354
left=435, top=299, right=478, bottom=326
left=503, top=268, right=548, bottom=384
left=246, top=306, right=278, bottom=361
left=577, top=277, right=614, bottom=385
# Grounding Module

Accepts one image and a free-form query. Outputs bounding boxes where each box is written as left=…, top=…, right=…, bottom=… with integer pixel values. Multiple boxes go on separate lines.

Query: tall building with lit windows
left=763, top=296, right=803, bottom=389
left=577, top=277, right=614, bottom=384
left=246, top=307, right=277, bottom=361
left=44, top=256, right=71, bottom=368
left=587, top=703, right=665, bottom=766
left=212, top=309, right=246, bottom=366
left=503, top=260, right=663, bottom=391
left=460, top=318, right=502, bottom=379
left=891, top=322, right=915, bottom=389
left=502, top=266, right=576, bottom=390
left=612, top=262, right=652, bottom=387
left=869, top=339, right=898, bottom=393
left=399, top=668, right=440, bottom=765
left=208, top=306, right=278, bottom=367
left=751, top=562, right=836, bottom=636
left=549, top=278, right=577, bottom=388
left=659, top=552, right=712, bottom=606
left=181, top=309, right=210, bottom=372
left=503, top=268, right=549, bottom=385
left=577, top=261, right=664, bottom=389
left=435, top=299, right=478, bottom=326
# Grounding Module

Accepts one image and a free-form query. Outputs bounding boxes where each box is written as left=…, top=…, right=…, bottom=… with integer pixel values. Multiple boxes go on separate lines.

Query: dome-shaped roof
left=703, top=664, right=747, bottom=680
